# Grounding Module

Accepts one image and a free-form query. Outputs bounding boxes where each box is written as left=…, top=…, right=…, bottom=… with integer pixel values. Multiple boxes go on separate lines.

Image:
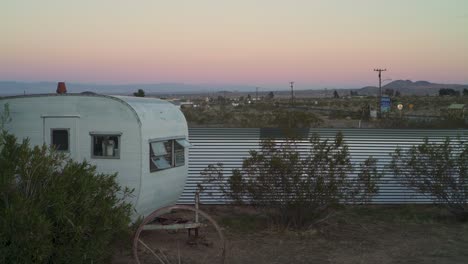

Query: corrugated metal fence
left=179, top=128, right=468, bottom=204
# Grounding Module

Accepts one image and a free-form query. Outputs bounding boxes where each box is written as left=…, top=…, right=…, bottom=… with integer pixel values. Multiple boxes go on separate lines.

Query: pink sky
left=1, top=0, right=467, bottom=89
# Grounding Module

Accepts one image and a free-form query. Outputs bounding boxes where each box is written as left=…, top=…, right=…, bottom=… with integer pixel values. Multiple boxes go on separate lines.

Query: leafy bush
left=0, top=103, right=11, bottom=129
left=133, top=89, right=145, bottom=97
left=376, top=117, right=467, bottom=129
left=389, top=137, right=468, bottom=221
left=272, top=110, right=323, bottom=128
left=0, top=130, right=133, bottom=263
left=439, top=88, right=460, bottom=97
left=182, top=106, right=323, bottom=128
left=200, top=132, right=381, bottom=228
left=328, top=109, right=360, bottom=120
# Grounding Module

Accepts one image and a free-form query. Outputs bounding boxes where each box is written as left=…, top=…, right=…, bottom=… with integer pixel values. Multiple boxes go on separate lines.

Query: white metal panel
left=0, top=95, right=143, bottom=215
left=1, top=94, right=191, bottom=219
left=181, top=128, right=468, bottom=205
left=114, top=96, right=190, bottom=217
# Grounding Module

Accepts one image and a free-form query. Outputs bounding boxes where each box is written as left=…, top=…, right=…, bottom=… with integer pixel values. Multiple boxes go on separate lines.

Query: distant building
left=180, top=102, right=194, bottom=109
left=167, top=99, right=194, bottom=109
left=444, top=104, right=465, bottom=119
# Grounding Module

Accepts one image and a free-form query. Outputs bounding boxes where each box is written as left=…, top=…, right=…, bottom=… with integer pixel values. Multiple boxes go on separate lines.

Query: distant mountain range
left=358, top=80, right=468, bottom=96
left=0, top=80, right=467, bottom=97
left=0, top=81, right=258, bottom=96
left=278, top=80, right=468, bottom=97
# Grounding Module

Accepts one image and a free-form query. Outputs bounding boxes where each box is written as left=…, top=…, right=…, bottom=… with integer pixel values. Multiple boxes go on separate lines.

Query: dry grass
left=114, top=205, right=468, bottom=264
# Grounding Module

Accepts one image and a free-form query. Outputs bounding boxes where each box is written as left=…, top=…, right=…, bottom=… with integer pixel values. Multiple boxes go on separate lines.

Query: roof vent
left=56, top=82, right=67, bottom=94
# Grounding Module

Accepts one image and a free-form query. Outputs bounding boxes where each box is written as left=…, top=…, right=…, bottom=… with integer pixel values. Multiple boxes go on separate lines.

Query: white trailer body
left=0, top=94, right=190, bottom=218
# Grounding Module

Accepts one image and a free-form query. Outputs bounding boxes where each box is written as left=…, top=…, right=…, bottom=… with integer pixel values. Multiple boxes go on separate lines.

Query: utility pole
left=374, top=68, right=386, bottom=118
left=256, top=87, right=259, bottom=101
left=290, top=81, right=295, bottom=107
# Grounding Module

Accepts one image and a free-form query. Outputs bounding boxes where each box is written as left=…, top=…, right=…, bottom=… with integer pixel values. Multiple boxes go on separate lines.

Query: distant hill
left=259, top=80, right=468, bottom=98
left=358, top=80, right=468, bottom=96
left=0, top=81, right=257, bottom=96
left=1, top=80, right=467, bottom=97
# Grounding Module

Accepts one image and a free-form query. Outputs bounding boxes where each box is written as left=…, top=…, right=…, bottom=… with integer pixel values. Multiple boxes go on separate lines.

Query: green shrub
left=200, top=132, right=381, bottom=228
left=376, top=117, right=467, bottom=129
left=133, top=89, right=145, bottom=97
left=0, top=131, right=134, bottom=263
left=272, top=110, right=323, bottom=128
left=181, top=104, right=323, bottom=128
left=389, top=137, right=468, bottom=221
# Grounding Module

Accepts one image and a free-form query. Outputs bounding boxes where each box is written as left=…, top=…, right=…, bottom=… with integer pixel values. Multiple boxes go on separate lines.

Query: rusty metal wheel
left=133, top=205, right=226, bottom=264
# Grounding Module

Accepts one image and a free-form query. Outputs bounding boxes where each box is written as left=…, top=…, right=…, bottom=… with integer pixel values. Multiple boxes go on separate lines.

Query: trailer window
left=174, top=140, right=185, bottom=166
left=150, top=139, right=191, bottom=172
left=51, top=129, right=69, bottom=151
left=91, top=134, right=120, bottom=159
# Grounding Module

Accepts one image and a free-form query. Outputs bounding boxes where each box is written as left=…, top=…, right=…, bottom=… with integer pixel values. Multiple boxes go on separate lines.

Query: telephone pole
left=374, top=68, right=386, bottom=118
left=256, top=87, right=259, bottom=101
left=290, top=81, right=295, bottom=107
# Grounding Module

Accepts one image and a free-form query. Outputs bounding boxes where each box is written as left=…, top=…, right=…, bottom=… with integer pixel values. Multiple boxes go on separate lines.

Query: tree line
left=439, top=88, right=468, bottom=97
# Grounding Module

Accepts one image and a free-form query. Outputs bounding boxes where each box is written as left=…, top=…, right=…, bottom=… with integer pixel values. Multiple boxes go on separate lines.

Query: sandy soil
left=113, top=205, right=468, bottom=264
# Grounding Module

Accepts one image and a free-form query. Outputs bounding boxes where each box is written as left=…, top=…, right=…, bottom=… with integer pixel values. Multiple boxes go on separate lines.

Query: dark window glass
left=92, top=135, right=120, bottom=158
left=52, top=129, right=69, bottom=151
left=174, top=140, right=185, bottom=166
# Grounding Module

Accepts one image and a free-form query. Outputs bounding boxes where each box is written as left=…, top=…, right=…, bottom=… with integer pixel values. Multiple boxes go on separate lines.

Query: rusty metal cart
left=132, top=193, right=226, bottom=264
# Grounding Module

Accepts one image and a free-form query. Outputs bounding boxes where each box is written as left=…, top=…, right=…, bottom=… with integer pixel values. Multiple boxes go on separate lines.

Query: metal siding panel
left=179, top=128, right=468, bottom=204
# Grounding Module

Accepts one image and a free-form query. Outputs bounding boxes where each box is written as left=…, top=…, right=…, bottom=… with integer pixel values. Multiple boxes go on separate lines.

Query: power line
left=374, top=68, right=387, bottom=118
left=290, top=81, right=294, bottom=107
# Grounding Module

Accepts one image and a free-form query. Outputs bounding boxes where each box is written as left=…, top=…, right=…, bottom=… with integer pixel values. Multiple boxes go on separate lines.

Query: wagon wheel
left=133, top=205, right=226, bottom=264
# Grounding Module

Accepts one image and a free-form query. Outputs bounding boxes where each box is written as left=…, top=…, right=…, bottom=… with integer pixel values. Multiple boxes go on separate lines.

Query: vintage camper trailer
left=0, top=93, right=190, bottom=218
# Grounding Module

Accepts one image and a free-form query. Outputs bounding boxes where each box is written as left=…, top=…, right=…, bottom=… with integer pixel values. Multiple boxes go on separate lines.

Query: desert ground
left=114, top=205, right=468, bottom=264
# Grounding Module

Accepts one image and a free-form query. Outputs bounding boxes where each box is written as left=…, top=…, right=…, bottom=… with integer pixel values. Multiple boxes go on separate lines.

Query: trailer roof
left=0, top=93, right=180, bottom=128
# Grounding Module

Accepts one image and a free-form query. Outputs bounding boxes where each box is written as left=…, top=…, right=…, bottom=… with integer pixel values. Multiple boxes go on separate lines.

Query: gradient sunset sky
left=2, top=0, right=467, bottom=89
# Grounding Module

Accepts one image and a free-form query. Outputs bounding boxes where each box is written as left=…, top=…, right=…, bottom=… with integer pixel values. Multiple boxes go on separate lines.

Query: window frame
left=173, top=139, right=186, bottom=167
left=90, top=132, right=122, bottom=159
left=51, top=128, right=70, bottom=152
left=149, top=137, right=189, bottom=172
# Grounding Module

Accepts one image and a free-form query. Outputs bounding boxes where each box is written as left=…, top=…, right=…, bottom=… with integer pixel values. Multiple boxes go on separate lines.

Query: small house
left=445, top=103, right=466, bottom=120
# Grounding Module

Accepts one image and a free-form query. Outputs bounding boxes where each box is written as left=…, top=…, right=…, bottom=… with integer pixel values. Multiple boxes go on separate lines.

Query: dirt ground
left=113, top=205, right=468, bottom=264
